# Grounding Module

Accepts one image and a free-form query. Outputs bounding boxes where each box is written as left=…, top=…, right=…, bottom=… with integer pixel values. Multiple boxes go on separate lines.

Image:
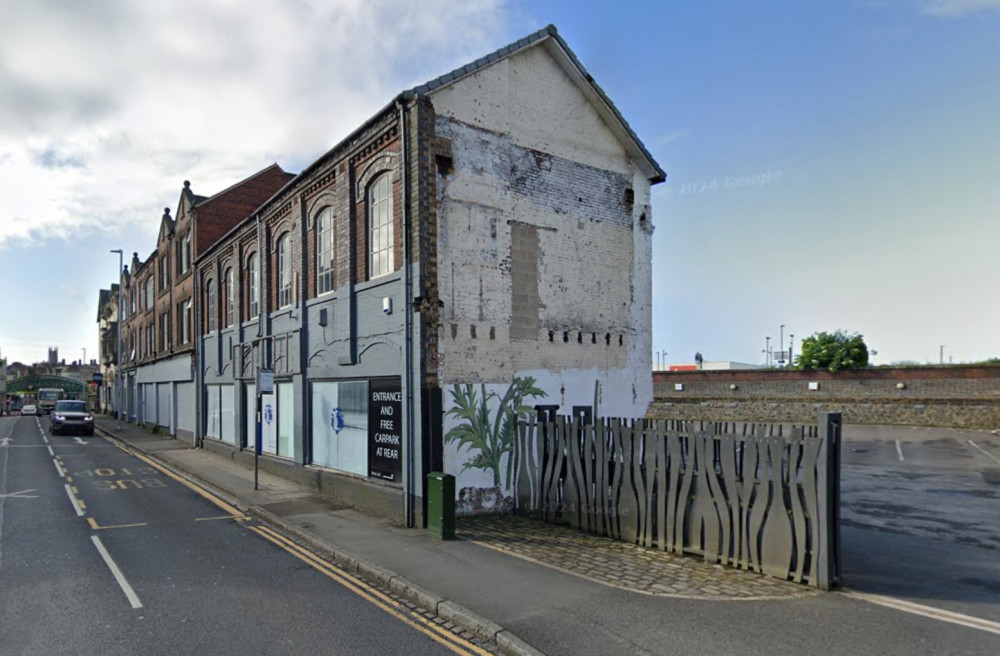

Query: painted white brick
left=431, top=41, right=654, bottom=418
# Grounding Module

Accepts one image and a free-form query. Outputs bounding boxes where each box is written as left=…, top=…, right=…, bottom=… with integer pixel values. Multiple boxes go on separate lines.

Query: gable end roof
left=403, top=24, right=666, bottom=183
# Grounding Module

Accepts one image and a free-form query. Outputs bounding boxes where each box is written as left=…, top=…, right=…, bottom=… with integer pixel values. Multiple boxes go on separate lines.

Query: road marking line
left=894, top=439, right=904, bottom=462
left=250, top=525, right=490, bottom=656
left=103, top=439, right=243, bottom=516
left=195, top=515, right=245, bottom=522
left=46, top=445, right=55, bottom=457
left=88, top=517, right=147, bottom=531
left=64, top=484, right=85, bottom=516
left=968, top=440, right=1000, bottom=466
left=53, top=459, right=66, bottom=478
left=843, top=590, right=1000, bottom=636
left=91, top=535, right=143, bottom=609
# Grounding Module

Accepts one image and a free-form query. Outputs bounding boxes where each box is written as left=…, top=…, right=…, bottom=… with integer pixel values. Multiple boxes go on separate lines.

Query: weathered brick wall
left=649, top=367, right=1000, bottom=428
left=428, top=44, right=650, bottom=400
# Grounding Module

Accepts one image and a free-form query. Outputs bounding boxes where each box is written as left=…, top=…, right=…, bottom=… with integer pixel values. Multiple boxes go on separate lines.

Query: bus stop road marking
left=195, top=515, right=246, bottom=522
left=87, top=517, right=147, bottom=531
left=97, top=432, right=243, bottom=517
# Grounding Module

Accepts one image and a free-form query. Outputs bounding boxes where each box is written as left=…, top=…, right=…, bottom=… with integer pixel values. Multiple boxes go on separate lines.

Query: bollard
left=426, top=472, right=455, bottom=539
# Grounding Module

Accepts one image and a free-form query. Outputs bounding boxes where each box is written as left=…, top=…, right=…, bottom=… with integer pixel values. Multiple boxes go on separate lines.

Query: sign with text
left=368, top=378, right=402, bottom=482
left=256, top=369, right=274, bottom=395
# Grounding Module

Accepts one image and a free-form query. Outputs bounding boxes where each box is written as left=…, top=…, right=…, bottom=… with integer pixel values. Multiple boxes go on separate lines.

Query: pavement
left=89, top=417, right=1000, bottom=656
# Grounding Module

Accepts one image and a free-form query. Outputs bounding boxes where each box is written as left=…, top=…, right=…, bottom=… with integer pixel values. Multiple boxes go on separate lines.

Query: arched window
left=247, top=253, right=259, bottom=319
left=277, top=234, right=292, bottom=308
left=317, top=208, right=335, bottom=295
left=205, top=279, right=216, bottom=332
left=368, top=174, right=393, bottom=278
left=224, top=268, right=234, bottom=327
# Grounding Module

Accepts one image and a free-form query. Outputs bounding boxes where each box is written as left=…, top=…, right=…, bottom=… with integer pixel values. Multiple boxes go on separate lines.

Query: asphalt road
left=839, top=425, right=1000, bottom=622
left=0, top=415, right=481, bottom=656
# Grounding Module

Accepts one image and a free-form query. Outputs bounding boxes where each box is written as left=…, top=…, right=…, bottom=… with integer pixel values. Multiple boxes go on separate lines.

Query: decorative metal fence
left=513, top=414, right=841, bottom=588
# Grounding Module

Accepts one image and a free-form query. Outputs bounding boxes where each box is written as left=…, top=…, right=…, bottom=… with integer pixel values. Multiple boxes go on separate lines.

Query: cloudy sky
left=0, top=0, right=997, bottom=368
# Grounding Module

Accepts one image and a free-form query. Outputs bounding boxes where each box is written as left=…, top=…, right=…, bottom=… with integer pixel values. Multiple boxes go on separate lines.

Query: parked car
left=49, top=400, right=95, bottom=436
left=21, top=405, right=39, bottom=416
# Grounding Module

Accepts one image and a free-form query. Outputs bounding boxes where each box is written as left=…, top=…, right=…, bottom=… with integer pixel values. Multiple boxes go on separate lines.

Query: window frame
left=205, top=278, right=216, bottom=333
left=277, top=234, right=292, bottom=308
left=183, top=232, right=192, bottom=273
left=182, top=299, right=192, bottom=344
left=316, top=208, right=335, bottom=295
left=247, top=253, right=259, bottom=320
left=224, top=267, right=234, bottom=328
left=160, top=256, right=170, bottom=291
left=367, top=174, right=394, bottom=279
left=161, top=312, right=170, bottom=351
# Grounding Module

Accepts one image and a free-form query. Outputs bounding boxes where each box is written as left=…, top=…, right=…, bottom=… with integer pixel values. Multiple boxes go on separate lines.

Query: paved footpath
left=91, top=417, right=1000, bottom=656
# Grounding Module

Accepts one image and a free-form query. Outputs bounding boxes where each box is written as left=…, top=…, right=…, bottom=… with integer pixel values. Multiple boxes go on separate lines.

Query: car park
left=49, top=400, right=95, bottom=436
left=21, top=405, right=39, bottom=416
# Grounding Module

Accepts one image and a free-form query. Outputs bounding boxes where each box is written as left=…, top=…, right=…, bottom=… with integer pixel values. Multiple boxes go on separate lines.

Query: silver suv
left=50, top=400, right=95, bottom=436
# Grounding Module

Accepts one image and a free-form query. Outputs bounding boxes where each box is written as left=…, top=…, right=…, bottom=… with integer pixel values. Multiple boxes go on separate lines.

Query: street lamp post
left=789, top=333, right=794, bottom=367
left=780, top=324, right=785, bottom=367
left=110, top=249, right=123, bottom=431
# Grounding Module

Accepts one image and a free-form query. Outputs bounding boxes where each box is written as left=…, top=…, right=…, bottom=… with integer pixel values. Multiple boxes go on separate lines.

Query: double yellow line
left=250, top=524, right=492, bottom=656
left=103, top=430, right=490, bottom=656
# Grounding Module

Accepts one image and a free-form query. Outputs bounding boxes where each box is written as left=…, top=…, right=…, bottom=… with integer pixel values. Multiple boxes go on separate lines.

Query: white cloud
left=0, top=0, right=507, bottom=249
left=654, top=128, right=691, bottom=147
left=923, top=0, right=1000, bottom=15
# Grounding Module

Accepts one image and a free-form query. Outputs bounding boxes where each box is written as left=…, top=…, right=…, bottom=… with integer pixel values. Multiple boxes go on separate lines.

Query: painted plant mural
left=444, top=376, right=546, bottom=489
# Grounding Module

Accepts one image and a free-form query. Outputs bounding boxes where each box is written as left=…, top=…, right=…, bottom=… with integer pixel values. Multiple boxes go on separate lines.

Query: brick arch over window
left=306, top=191, right=338, bottom=229
left=355, top=151, right=398, bottom=198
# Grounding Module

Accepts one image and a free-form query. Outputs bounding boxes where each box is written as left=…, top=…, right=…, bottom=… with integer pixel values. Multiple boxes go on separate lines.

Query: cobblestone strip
left=458, top=515, right=819, bottom=601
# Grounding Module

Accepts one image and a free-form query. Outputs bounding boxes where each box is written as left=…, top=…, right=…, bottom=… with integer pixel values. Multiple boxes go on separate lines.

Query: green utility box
left=426, top=472, right=455, bottom=539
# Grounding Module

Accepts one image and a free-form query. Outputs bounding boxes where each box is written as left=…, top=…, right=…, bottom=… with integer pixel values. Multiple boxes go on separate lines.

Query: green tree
left=795, top=331, right=870, bottom=372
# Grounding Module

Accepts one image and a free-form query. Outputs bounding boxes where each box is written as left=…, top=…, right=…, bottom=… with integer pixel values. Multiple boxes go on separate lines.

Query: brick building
left=95, top=284, right=119, bottom=414
left=195, top=26, right=665, bottom=524
left=118, top=165, right=294, bottom=439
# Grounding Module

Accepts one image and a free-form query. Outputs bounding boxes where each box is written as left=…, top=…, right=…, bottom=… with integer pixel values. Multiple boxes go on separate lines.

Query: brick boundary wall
left=649, top=366, right=1000, bottom=429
